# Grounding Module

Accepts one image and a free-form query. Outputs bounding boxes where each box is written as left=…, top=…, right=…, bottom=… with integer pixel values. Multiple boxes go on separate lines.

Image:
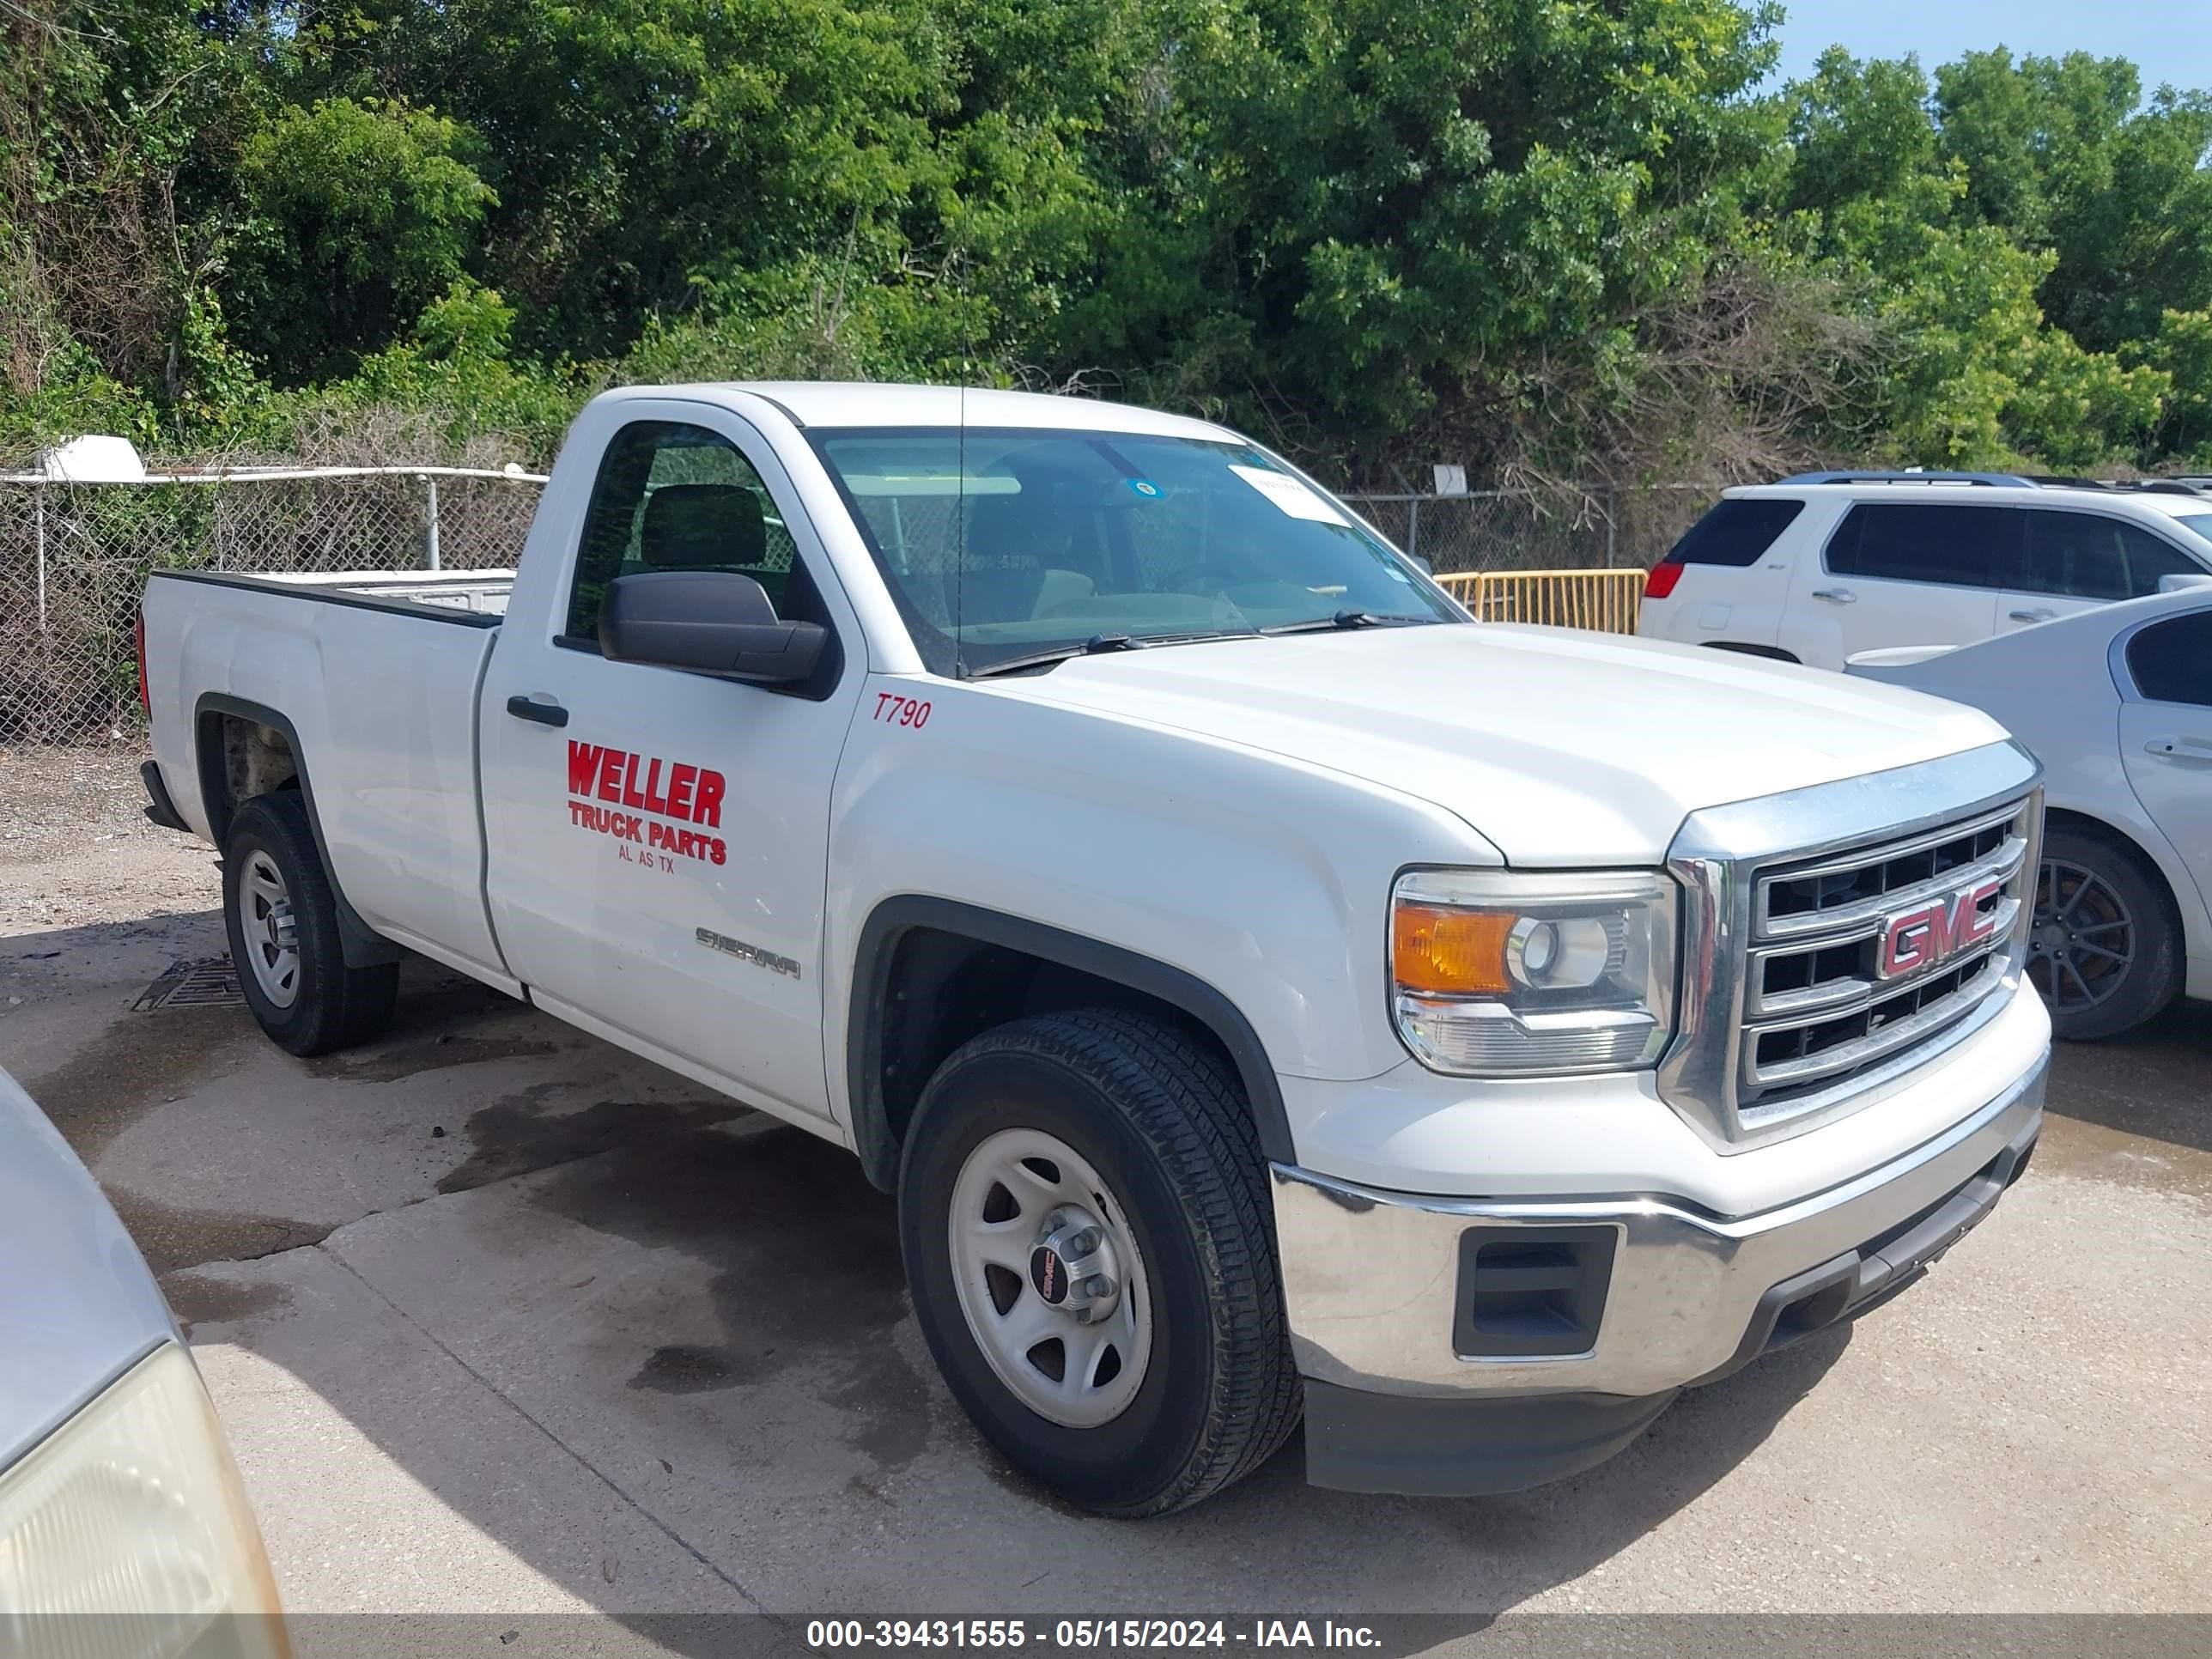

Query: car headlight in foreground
left=0, top=1341, right=286, bottom=1658
left=1391, top=868, right=1678, bottom=1075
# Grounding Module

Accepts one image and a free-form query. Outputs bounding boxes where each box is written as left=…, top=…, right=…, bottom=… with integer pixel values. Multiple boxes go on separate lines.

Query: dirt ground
left=0, top=743, right=216, bottom=931
left=3, top=748, right=2208, bottom=1630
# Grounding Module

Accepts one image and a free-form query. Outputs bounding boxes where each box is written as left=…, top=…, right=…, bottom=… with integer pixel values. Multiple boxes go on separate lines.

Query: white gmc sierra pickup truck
left=139, top=384, right=2051, bottom=1515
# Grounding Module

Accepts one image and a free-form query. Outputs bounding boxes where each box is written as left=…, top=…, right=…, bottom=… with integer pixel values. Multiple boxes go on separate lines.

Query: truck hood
left=997, top=623, right=2008, bottom=865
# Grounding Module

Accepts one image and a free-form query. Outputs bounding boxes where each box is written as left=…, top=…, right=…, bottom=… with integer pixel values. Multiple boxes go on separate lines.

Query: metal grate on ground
left=134, top=956, right=245, bottom=1011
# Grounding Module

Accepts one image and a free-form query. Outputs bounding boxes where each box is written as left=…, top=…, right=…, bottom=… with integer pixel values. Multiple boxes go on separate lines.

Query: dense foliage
left=4, top=0, right=2209, bottom=482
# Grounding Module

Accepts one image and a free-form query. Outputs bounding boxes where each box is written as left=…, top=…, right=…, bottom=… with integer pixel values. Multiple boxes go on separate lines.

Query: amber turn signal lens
left=1392, top=905, right=1513, bottom=995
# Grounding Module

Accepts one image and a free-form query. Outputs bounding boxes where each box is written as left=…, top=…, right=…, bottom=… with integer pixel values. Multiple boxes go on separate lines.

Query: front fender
left=821, top=676, right=1502, bottom=1138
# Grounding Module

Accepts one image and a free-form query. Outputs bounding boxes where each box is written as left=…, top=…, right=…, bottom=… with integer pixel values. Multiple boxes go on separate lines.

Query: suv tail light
left=136, top=611, right=150, bottom=716
left=1643, top=562, right=1684, bottom=599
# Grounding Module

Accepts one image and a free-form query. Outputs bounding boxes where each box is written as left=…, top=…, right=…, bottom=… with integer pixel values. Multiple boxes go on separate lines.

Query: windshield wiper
left=964, top=629, right=1265, bottom=679
left=963, top=634, right=1150, bottom=679
left=1260, top=610, right=1434, bottom=635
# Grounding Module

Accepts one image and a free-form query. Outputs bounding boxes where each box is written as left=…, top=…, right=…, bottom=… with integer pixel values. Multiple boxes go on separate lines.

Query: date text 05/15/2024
left=805, top=1623, right=1381, bottom=1651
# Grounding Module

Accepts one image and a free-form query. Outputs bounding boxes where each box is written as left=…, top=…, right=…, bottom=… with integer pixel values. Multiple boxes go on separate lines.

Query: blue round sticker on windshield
left=1127, top=478, right=1163, bottom=498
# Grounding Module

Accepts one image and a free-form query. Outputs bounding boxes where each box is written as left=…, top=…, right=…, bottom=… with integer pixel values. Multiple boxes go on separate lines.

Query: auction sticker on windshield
left=1228, top=465, right=1347, bottom=526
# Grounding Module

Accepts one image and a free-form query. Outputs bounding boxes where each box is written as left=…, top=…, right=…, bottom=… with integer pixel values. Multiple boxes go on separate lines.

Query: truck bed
left=142, top=566, right=514, bottom=989
left=178, top=566, right=516, bottom=617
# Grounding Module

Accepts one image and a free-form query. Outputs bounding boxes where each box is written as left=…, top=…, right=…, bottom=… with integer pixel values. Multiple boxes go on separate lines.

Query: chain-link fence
left=1340, top=483, right=1723, bottom=576
left=1, top=465, right=1723, bottom=744
left=0, top=467, right=547, bottom=743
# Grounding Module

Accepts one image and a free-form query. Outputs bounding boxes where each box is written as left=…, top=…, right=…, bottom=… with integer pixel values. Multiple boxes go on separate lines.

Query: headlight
left=1, top=1341, right=286, bottom=1658
left=1391, top=868, right=1678, bottom=1075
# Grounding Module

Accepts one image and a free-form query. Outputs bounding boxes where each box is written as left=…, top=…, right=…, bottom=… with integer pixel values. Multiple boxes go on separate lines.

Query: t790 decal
left=566, top=739, right=728, bottom=867
left=873, top=692, right=931, bottom=727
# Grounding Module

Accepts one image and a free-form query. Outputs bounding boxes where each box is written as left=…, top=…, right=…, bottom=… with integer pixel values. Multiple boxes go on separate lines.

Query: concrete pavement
left=3, top=863, right=2208, bottom=1620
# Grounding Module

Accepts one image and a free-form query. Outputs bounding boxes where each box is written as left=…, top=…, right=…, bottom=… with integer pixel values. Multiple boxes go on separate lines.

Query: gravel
left=0, top=744, right=219, bottom=933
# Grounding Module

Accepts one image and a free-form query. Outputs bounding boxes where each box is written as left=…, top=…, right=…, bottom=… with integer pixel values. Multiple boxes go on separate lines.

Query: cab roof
left=599, top=381, right=1243, bottom=444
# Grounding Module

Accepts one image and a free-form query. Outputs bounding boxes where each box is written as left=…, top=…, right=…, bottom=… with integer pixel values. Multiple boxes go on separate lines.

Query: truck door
left=477, top=404, right=863, bottom=1121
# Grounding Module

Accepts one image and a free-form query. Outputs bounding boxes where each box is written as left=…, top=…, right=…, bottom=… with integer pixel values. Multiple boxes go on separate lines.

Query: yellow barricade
left=1434, top=568, right=1644, bottom=634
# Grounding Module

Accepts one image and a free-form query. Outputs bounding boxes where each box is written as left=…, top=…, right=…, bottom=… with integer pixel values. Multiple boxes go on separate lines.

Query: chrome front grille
left=1738, top=800, right=2032, bottom=1121
left=1658, top=744, right=2045, bottom=1152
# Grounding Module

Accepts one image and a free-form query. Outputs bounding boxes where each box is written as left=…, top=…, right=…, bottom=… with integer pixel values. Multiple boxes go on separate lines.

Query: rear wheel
left=2028, top=824, right=2180, bottom=1041
left=898, top=1009, right=1300, bottom=1516
left=222, top=791, right=398, bottom=1056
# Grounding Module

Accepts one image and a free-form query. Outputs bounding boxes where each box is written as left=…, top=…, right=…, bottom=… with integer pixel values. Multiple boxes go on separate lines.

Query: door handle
left=2143, top=734, right=2212, bottom=759
left=1810, top=588, right=1856, bottom=605
left=506, top=694, right=568, bottom=728
left=2008, top=607, right=2054, bottom=623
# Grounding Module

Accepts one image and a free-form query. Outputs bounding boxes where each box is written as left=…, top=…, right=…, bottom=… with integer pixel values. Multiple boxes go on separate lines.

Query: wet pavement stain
left=2044, top=1002, right=2212, bottom=1163
left=823, top=1352, right=934, bottom=1470
left=305, top=965, right=572, bottom=1083
left=24, top=1004, right=255, bottom=1164
left=2031, top=1111, right=2212, bottom=1201
left=629, top=1343, right=745, bottom=1395
left=108, top=1187, right=333, bottom=1276
left=523, top=1120, right=940, bottom=1472
left=310, top=1028, right=562, bottom=1084
left=440, top=1090, right=751, bottom=1194
left=160, top=1269, right=294, bottom=1334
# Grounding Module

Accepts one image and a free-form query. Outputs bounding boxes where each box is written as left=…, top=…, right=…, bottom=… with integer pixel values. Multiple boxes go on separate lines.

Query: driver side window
left=562, top=421, right=809, bottom=645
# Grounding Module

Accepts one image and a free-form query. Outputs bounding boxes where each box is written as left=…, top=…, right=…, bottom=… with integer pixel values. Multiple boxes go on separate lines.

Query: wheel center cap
left=1031, top=1206, right=1123, bottom=1324
left=1029, top=1246, right=1071, bottom=1305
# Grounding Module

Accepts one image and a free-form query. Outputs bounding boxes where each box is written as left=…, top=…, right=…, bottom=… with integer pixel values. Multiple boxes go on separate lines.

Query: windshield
left=811, top=427, right=1457, bottom=676
left=2172, top=513, right=2212, bottom=552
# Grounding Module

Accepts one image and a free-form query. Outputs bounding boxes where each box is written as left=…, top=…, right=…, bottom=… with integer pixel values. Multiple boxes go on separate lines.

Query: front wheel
left=2028, top=825, right=2180, bottom=1041
left=898, top=1010, right=1299, bottom=1516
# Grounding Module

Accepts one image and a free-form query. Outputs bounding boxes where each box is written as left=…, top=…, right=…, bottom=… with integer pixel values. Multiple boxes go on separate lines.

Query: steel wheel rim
left=946, top=1127, right=1152, bottom=1429
left=238, top=849, right=301, bottom=1010
left=2028, top=857, right=2134, bottom=1012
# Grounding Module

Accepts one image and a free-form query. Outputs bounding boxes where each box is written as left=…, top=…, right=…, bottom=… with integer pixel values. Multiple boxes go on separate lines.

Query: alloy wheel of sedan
left=2029, top=857, right=2134, bottom=1012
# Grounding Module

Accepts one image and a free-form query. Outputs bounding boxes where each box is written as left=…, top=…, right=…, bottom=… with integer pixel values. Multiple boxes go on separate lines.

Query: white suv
left=1638, top=472, right=2212, bottom=669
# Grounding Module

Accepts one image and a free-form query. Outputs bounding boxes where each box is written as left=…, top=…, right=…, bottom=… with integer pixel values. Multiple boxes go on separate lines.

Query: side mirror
left=1405, top=552, right=1434, bottom=576
left=599, top=569, right=828, bottom=684
left=2158, top=572, right=2212, bottom=594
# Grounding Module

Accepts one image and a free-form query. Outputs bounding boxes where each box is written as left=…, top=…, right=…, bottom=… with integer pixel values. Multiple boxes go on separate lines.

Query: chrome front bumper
left=1270, top=1047, right=2047, bottom=1401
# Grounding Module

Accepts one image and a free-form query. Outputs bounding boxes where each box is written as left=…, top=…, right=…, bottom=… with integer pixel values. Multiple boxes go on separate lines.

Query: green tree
left=1784, top=47, right=1938, bottom=219
left=2137, top=308, right=2212, bottom=460
left=1936, top=50, right=2212, bottom=352
left=225, top=99, right=495, bottom=384
left=1058, top=0, right=1790, bottom=469
left=1874, top=224, right=2166, bottom=469
left=287, top=0, right=965, bottom=357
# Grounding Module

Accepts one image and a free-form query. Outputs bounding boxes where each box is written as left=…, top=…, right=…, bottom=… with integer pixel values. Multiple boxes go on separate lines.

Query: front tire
left=222, top=791, right=398, bottom=1056
left=899, top=1010, right=1299, bottom=1516
left=2029, top=824, right=2180, bottom=1041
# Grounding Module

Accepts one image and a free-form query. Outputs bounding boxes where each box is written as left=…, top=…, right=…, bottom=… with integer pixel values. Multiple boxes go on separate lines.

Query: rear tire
left=222, top=791, right=398, bottom=1056
left=898, top=1009, right=1300, bottom=1516
left=2030, top=824, right=2180, bottom=1042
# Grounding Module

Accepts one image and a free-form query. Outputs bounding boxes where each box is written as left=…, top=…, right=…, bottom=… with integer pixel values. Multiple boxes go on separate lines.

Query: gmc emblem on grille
left=1877, top=878, right=2004, bottom=980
